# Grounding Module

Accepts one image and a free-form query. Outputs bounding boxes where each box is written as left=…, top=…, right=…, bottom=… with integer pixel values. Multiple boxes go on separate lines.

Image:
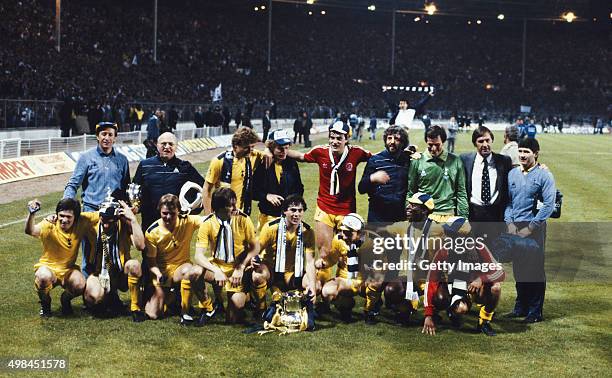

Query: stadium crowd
left=1, top=0, right=609, bottom=130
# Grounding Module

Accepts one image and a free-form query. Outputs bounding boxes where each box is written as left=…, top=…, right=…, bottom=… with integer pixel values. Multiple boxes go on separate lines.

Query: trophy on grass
left=258, top=290, right=315, bottom=335
left=279, top=291, right=306, bottom=330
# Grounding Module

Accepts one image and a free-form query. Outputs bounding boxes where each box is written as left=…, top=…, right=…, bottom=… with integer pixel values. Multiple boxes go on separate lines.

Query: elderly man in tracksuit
left=358, top=125, right=415, bottom=223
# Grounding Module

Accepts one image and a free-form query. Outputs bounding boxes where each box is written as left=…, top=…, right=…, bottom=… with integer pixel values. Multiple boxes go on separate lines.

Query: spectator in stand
left=368, top=115, right=377, bottom=140
left=446, top=116, right=459, bottom=153
left=146, top=109, right=161, bottom=158
left=59, top=99, right=75, bottom=137
left=293, top=111, right=304, bottom=145
left=87, top=102, right=103, bottom=135
left=262, top=109, right=271, bottom=142
left=222, top=106, right=231, bottom=134
left=421, top=113, right=432, bottom=142
left=500, top=125, right=520, bottom=167
left=234, top=108, right=242, bottom=129
left=168, top=106, right=179, bottom=132
left=194, top=106, right=205, bottom=128
left=0, top=1, right=607, bottom=122
left=131, top=104, right=145, bottom=132
left=210, top=105, right=225, bottom=129
left=301, top=111, right=313, bottom=148
left=525, top=119, right=538, bottom=139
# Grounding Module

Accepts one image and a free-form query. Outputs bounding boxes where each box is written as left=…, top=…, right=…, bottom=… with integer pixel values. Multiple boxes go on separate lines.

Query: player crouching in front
left=317, top=213, right=383, bottom=323
left=82, top=196, right=146, bottom=322
left=25, top=198, right=98, bottom=318
left=252, top=195, right=317, bottom=319
left=194, top=188, right=260, bottom=324
left=422, top=224, right=504, bottom=337
left=144, top=194, right=212, bottom=326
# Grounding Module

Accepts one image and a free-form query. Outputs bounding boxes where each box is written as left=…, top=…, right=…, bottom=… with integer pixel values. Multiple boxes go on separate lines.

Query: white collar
left=476, top=153, right=492, bottom=166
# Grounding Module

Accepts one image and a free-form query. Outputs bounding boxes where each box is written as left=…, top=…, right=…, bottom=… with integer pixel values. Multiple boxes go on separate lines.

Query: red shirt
left=423, top=245, right=505, bottom=317
left=303, top=145, right=371, bottom=215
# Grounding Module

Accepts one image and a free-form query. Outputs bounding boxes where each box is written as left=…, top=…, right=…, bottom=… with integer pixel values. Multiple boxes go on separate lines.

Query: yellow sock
left=418, top=280, right=426, bottom=293
left=180, top=279, right=192, bottom=314
left=128, top=276, right=141, bottom=312
left=253, top=282, right=267, bottom=310
left=197, top=297, right=213, bottom=312
left=364, top=283, right=381, bottom=312
left=479, top=306, right=494, bottom=325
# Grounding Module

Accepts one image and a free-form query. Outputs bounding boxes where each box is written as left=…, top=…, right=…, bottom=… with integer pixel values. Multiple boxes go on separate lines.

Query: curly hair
left=232, top=127, right=260, bottom=147
left=383, top=125, right=409, bottom=151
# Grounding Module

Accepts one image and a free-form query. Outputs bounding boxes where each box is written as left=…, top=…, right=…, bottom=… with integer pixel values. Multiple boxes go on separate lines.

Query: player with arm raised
left=25, top=198, right=98, bottom=317
left=286, top=121, right=371, bottom=273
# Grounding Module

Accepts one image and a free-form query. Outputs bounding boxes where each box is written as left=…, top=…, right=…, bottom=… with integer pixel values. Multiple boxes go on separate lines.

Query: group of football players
left=25, top=119, right=510, bottom=337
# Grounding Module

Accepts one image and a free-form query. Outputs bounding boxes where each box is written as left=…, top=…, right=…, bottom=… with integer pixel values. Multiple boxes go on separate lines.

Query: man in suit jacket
left=253, top=129, right=304, bottom=231
left=461, top=126, right=513, bottom=243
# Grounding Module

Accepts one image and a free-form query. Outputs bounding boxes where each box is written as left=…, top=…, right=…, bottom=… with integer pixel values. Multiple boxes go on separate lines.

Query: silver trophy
left=127, top=183, right=142, bottom=209
left=279, top=291, right=305, bottom=330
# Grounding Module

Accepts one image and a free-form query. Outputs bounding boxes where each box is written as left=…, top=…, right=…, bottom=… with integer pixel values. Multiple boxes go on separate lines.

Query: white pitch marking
left=0, top=212, right=54, bottom=229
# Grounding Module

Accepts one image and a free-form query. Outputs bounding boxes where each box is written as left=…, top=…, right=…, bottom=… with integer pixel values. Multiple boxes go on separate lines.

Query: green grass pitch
left=0, top=132, right=610, bottom=376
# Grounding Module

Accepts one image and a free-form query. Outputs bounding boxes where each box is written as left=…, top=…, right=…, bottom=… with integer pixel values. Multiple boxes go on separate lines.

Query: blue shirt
left=504, top=164, right=556, bottom=230
left=358, top=149, right=410, bottom=222
left=147, top=115, right=159, bottom=141
left=64, top=145, right=130, bottom=210
left=526, top=124, right=537, bottom=138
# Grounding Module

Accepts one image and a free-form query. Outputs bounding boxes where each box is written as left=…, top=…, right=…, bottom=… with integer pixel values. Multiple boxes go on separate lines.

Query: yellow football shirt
left=259, top=218, right=315, bottom=272
left=145, top=215, right=202, bottom=272
left=274, top=161, right=282, bottom=183
left=325, top=234, right=379, bottom=281
left=195, top=213, right=256, bottom=269
left=35, top=212, right=99, bottom=272
left=204, top=149, right=264, bottom=211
